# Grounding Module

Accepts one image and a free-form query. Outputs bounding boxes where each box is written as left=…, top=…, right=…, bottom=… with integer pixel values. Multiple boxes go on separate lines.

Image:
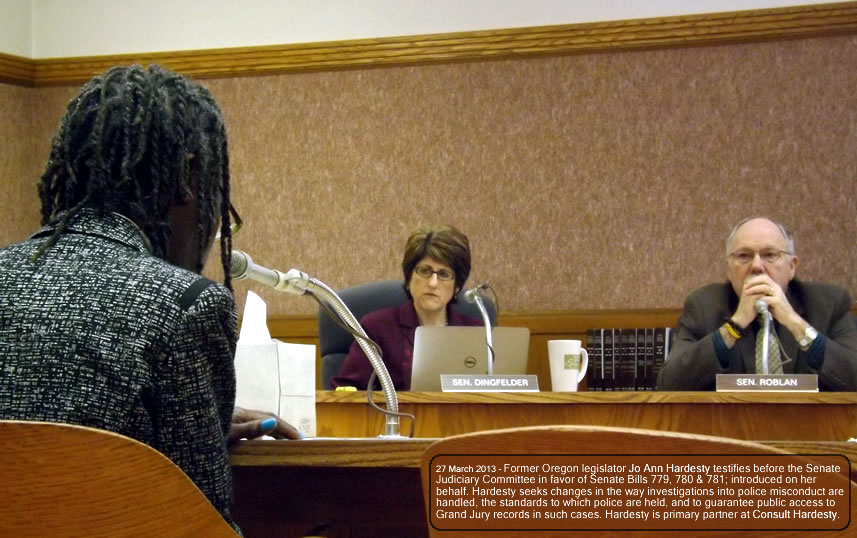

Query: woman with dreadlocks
left=0, top=64, right=297, bottom=531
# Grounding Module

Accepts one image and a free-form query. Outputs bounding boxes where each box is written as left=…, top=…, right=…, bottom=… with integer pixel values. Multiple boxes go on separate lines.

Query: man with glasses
left=658, top=217, right=857, bottom=391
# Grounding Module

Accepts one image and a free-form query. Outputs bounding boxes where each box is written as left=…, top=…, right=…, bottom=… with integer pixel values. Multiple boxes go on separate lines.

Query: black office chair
left=317, top=280, right=497, bottom=389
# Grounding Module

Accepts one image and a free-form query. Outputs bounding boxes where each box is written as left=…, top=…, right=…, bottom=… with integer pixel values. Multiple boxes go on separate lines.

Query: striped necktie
left=755, top=324, right=784, bottom=374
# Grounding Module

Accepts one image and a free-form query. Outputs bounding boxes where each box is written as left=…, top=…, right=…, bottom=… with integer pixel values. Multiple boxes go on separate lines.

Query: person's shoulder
left=451, top=309, right=482, bottom=326
left=359, top=303, right=406, bottom=325
left=791, top=279, right=851, bottom=301
left=133, top=254, right=201, bottom=287
left=177, top=275, right=234, bottom=313
left=792, top=279, right=846, bottom=293
left=128, top=255, right=233, bottom=312
left=685, top=282, right=731, bottom=303
left=0, top=238, right=33, bottom=262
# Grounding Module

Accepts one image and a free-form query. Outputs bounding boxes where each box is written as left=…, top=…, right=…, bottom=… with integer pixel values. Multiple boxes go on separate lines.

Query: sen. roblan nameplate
left=716, top=374, right=818, bottom=392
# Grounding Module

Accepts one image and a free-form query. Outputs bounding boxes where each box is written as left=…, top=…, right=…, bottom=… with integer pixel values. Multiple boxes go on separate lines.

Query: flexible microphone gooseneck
left=464, top=284, right=495, bottom=375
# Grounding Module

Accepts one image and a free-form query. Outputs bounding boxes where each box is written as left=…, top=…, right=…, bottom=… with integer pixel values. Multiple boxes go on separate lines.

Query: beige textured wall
left=1, top=84, right=78, bottom=246
left=3, top=34, right=857, bottom=316
left=1, top=85, right=42, bottom=246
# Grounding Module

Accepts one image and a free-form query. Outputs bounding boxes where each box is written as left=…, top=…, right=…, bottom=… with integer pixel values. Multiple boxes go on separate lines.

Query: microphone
left=755, top=299, right=771, bottom=374
left=229, top=249, right=311, bottom=295
left=463, top=283, right=489, bottom=303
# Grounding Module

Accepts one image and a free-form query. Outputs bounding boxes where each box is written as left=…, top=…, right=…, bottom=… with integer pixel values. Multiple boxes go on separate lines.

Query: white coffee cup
left=548, top=340, right=589, bottom=392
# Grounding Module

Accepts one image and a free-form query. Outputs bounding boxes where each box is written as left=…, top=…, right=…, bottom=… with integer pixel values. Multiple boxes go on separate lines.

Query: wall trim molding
left=2, top=1, right=857, bottom=87
left=267, top=309, right=685, bottom=342
left=0, top=53, right=34, bottom=86
left=268, top=304, right=857, bottom=342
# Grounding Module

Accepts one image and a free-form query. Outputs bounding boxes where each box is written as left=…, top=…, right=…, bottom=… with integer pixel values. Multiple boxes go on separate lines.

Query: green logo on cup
left=564, top=353, right=581, bottom=370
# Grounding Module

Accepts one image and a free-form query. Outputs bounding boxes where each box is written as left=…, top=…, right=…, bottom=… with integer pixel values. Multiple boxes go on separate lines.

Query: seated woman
left=331, top=225, right=481, bottom=390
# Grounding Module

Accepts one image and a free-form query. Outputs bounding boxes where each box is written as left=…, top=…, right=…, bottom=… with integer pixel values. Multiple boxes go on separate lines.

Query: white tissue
left=233, top=291, right=317, bottom=437
left=238, top=290, right=271, bottom=343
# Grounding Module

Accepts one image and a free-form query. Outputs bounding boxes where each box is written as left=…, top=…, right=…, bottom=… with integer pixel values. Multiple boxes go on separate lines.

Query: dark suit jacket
left=658, top=279, right=857, bottom=391
left=331, top=300, right=481, bottom=390
left=0, top=209, right=238, bottom=529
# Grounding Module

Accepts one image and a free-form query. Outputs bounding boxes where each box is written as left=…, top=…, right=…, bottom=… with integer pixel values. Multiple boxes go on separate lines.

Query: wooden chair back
left=0, top=420, right=237, bottom=537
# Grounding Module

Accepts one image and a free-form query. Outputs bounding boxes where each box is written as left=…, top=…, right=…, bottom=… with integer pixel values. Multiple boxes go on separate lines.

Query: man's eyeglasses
left=728, top=249, right=792, bottom=265
left=414, top=265, right=455, bottom=281
left=215, top=203, right=242, bottom=239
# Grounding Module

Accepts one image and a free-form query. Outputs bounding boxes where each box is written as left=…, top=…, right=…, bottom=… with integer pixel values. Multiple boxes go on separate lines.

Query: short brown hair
left=402, top=225, right=471, bottom=300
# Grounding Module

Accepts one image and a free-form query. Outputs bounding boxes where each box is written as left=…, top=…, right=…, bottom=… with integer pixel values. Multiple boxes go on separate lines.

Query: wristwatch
left=798, top=326, right=818, bottom=351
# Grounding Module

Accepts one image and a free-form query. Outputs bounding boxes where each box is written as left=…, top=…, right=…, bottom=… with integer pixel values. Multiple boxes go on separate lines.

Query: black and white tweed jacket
left=0, top=209, right=238, bottom=529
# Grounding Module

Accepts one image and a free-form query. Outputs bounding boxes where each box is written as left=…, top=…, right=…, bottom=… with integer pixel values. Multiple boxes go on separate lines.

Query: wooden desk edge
left=316, top=390, right=857, bottom=405
left=230, top=438, right=857, bottom=475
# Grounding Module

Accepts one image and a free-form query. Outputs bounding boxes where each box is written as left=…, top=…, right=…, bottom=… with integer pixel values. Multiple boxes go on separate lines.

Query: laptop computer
left=409, top=326, right=530, bottom=391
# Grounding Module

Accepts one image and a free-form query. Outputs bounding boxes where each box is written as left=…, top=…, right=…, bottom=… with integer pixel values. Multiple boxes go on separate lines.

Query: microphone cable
left=316, top=299, right=415, bottom=437
left=366, top=370, right=415, bottom=438
left=480, top=283, right=500, bottom=322
left=471, top=283, right=500, bottom=366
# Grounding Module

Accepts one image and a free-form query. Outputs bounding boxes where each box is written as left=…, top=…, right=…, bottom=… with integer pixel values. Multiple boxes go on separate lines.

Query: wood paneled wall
left=0, top=84, right=42, bottom=245
left=209, top=31, right=857, bottom=317
left=1, top=3, right=856, bottom=321
left=3, top=2, right=857, bottom=86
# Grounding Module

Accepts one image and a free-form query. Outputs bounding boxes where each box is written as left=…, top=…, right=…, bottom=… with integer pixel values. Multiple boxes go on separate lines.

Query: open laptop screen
left=409, top=326, right=530, bottom=391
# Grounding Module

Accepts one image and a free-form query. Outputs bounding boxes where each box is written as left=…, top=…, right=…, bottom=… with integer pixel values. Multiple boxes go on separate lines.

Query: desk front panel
left=316, top=391, right=857, bottom=441
left=231, top=391, right=857, bottom=536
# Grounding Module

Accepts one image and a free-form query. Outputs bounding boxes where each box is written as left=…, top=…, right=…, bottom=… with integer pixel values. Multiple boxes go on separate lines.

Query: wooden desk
left=230, top=437, right=857, bottom=538
left=230, top=391, right=857, bottom=537
left=316, top=390, right=857, bottom=441
left=230, top=439, right=430, bottom=538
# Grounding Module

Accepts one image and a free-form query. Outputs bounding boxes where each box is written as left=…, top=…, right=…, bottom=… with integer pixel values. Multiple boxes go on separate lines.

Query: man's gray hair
left=726, top=217, right=795, bottom=256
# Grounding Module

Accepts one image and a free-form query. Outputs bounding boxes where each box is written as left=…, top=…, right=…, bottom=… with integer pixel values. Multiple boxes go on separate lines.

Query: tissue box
left=234, top=339, right=316, bottom=437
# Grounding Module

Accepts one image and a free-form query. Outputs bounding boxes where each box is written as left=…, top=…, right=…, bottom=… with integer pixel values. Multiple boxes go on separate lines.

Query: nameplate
left=441, top=374, right=540, bottom=392
left=716, top=374, right=819, bottom=392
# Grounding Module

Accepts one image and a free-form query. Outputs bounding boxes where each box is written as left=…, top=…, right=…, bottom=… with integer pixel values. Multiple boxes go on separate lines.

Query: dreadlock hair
left=33, top=64, right=233, bottom=290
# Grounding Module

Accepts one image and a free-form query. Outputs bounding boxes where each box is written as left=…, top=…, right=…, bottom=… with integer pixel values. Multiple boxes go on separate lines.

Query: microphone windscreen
left=229, top=250, right=250, bottom=278
left=463, top=284, right=489, bottom=303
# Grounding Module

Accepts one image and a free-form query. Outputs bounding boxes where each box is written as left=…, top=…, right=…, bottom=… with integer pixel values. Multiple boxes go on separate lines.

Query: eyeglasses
left=728, top=249, right=792, bottom=265
left=414, top=264, right=455, bottom=281
left=215, top=203, right=242, bottom=239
